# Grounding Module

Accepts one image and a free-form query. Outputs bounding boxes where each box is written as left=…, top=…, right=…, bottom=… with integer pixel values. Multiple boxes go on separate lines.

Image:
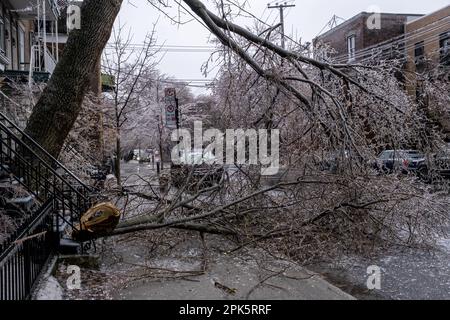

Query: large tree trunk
left=25, top=0, right=123, bottom=158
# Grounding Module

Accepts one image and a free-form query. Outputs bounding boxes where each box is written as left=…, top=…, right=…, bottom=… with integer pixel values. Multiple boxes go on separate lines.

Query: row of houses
left=313, top=5, right=450, bottom=97
left=0, top=0, right=105, bottom=94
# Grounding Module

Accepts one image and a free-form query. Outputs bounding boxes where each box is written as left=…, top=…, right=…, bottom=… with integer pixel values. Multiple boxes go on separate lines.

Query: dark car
left=428, top=147, right=450, bottom=181
left=319, top=150, right=362, bottom=173
left=374, top=150, right=427, bottom=176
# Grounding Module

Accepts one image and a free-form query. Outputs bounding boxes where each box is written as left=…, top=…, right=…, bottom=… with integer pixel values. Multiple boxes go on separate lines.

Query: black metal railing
left=0, top=199, right=55, bottom=300
left=0, top=111, right=93, bottom=232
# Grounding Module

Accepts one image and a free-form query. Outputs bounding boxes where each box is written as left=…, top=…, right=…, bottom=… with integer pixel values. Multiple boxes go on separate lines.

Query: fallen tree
left=18, top=0, right=449, bottom=262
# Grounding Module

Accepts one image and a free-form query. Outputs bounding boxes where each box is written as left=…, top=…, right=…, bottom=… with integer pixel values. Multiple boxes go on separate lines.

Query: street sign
left=165, top=88, right=178, bottom=129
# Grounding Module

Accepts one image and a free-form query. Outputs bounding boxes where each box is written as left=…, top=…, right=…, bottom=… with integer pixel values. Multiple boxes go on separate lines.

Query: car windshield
left=402, top=151, right=424, bottom=159
left=179, top=150, right=216, bottom=165
left=378, top=151, right=392, bottom=159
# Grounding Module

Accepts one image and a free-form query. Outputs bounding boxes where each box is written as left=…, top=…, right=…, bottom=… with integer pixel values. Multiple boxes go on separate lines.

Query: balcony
left=0, top=69, right=50, bottom=84
left=8, top=0, right=59, bottom=21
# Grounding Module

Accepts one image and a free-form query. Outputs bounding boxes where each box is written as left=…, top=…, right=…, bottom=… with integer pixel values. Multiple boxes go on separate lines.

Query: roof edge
left=315, top=12, right=424, bottom=41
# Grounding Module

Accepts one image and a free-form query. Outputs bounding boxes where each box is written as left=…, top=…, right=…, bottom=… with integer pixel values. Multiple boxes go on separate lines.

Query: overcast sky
left=116, top=0, right=449, bottom=95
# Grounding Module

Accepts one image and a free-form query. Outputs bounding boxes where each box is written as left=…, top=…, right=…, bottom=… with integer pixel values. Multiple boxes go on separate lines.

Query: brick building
left=404, top=5, right=450, bottom=138
left=313, top=12, right=423, bottom=63
left=404, top=5, right=450, bottom=95
left=313, top=6, right=450, bottom=140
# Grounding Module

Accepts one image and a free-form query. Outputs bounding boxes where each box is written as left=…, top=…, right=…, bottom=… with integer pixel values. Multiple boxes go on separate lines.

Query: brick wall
left=314, top=13, right=423, bottom=63
left=405, top=5, right=450, bottom=95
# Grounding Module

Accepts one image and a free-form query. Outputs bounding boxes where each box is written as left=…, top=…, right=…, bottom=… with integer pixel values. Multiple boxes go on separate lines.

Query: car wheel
left=417, top=166, right=429, bottom=183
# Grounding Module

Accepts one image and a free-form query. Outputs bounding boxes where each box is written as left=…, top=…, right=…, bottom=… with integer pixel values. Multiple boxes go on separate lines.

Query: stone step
left=7, top=195, right=36, bottom=212
left=59, top=238, right=81, bottom=254
left=0, top=165, right=10, bottom=180
left=53, top=218, right=69, bottom=234
left=0, top=178, right=11, bottom=185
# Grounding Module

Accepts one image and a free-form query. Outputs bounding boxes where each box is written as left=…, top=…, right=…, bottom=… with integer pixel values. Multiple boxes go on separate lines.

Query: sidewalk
left=110, top=234, right=355, bottom=300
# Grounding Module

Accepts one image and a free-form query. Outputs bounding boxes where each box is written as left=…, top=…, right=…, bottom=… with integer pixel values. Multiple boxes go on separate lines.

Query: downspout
left=43, top=0, right=47, bottom=72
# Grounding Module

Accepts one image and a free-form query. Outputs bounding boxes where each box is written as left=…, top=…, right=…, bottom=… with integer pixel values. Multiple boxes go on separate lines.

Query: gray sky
left=116, top=0, right=449, bottom=95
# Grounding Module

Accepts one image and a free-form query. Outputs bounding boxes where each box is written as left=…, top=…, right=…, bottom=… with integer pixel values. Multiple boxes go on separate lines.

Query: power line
left=332, top=27, right=450, bottom=64
left=104, top=47, right=214, bottom=53
left=224, top=0, right=303, bottom=49
left=107, top=44, right=215, bottom=48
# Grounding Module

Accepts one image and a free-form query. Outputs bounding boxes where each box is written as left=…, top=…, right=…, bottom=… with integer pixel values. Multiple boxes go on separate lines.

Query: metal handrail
left=0, top=199, right=54, bottom=264
left=0, top=129, right=89, bottom=203
left=0, top=111, right=91, bottom=192
left=0, top=122, right=91, bottom=201
left=0, top=198, right=55, bottom=300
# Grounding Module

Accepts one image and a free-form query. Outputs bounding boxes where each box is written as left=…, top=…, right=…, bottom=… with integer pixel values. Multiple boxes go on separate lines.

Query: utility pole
left=268, top=2, right=296, bottom=49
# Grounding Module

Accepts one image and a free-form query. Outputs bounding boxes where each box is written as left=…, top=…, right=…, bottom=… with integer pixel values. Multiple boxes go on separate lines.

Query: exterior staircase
left=0, top=110, right=98, bottom=299
left=0, top=111, right=94, bottom=253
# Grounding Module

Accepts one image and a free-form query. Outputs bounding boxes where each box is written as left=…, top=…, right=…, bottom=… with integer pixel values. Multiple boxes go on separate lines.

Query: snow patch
left=437, top=237, right=450, bottom=253
left=34, top=276, right=64, bottom=300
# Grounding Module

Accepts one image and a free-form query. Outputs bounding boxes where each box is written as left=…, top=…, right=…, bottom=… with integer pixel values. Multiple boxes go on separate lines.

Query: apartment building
left=313, top=12, right=423, bottom=63
left=313, top=6, right=450, bottom=139
left=0, top=0, right=105, bottom=95
left=0, top=0, right=61, bottom=82
left=405, top=5, right=450, bottom=95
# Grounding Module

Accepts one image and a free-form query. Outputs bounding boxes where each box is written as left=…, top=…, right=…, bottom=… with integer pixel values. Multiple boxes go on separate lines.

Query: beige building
left=0, top=0, right=103, bottom=94
left=0, top=0, right=61, bottom=78
left=405, top=5, right=450, bottom=97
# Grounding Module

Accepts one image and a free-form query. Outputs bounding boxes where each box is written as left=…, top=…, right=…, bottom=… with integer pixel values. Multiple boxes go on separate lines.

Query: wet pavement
left=310, top=227, right=450, bottom=300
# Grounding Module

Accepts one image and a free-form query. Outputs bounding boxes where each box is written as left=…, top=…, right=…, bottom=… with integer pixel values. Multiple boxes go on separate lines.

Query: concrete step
left=0, top=166, right=10, bottom=181
left=59, top=238, right=81, bottom=254
left=7, top=195, right=36, bottom=211
left=53, top=218, right=70, bottom=233
left=0, top=178, right=11, bottom=185
left=1, top=180, right=37, bottom=205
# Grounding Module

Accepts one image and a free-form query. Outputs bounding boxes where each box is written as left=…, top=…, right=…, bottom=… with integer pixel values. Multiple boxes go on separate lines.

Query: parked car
left=428, top=146, right=450, bottom=181
left=318, top=149, right=362, bottom=173
left=131, top=149, right=152, bottom=163
left=374, top=150, right=427, bottom=176
left=171, top=150, right=225, bottom=189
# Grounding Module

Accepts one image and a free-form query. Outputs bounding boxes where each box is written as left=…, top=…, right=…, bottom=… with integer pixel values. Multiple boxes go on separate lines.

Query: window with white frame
left=347, top=34, right=356, bottom=62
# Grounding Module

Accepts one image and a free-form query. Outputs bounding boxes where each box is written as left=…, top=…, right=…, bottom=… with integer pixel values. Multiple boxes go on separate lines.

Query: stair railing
left=0, top=111, right=93, bottom=234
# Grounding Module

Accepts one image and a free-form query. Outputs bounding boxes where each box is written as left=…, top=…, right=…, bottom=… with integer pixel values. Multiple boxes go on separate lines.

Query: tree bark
left=25, top=0, right=123, bottom=158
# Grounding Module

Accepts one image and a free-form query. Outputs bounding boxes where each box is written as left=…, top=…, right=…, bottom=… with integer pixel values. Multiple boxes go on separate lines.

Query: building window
left=347, top=35, right=356, bottom=62
left=414, top=41, right=425, bottom=65
left=439, top=31, right=450, bottom=66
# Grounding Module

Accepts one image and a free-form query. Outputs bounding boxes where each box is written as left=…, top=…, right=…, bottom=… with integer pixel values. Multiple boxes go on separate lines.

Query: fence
left=0, top=199, right=55, bottom=300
